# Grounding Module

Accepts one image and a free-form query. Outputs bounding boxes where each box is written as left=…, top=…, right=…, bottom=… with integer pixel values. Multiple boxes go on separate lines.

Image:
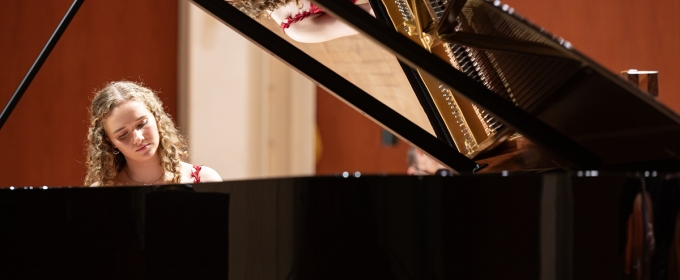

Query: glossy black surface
left=2, top=175, right=678, bottom=279
left=0, top=186, right=229, bottom=279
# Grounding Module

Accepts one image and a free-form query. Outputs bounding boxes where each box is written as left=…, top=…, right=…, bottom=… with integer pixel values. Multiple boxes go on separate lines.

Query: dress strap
left=191, top=165, right=202, bottom=183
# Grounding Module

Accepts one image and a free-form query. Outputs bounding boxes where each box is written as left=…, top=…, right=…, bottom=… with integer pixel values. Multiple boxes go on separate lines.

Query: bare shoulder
left=197, top=165, right=222, bottom=182
left=180, top=162, right=222, bottom=183
left=90, top=181, right=101, bottom=187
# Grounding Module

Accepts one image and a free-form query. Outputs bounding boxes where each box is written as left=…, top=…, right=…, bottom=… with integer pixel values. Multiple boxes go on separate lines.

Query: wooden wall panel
left=503, top=0, right=680, bottom=113
left=315, top=87, right=411, bottom=175
left=0, top=1, right=177, bottom=187
left=316, top=0, right=680, bottom=174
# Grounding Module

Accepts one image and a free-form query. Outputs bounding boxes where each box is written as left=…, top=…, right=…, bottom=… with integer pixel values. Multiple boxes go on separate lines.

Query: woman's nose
left=132, top=129, right=145, bottom=144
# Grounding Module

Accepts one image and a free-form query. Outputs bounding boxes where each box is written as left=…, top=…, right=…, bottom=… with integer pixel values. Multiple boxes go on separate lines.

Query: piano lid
left=194, top=0, right=680, bottom=172
left=258, top=18, right=438, bottom=137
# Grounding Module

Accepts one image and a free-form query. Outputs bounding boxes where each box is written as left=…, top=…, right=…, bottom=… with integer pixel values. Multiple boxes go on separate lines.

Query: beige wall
left=179, top=1, right=316, bottom=181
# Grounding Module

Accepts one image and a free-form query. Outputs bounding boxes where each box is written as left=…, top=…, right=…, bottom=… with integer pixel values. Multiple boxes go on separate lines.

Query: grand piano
left=1, top=0, right=680, bottom=279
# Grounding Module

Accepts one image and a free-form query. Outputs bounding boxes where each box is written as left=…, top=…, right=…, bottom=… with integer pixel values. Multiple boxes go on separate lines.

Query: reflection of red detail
left=280, top=0, right=359, bottom=30
left=191, top=165, right=202, bottom=183
left=280, top=5, right=323, bottom=30
left=624, top=191, right=655, bottom=280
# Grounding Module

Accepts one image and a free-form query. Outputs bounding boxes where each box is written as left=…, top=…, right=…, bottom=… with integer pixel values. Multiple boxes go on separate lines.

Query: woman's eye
left=138, top=120, right=147, bottom=128
left=118, top=133, right=127, bottom=139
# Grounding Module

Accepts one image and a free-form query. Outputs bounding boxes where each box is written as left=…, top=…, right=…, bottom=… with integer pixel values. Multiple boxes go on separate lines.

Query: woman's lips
left=136, top=143, right=150, bottom=152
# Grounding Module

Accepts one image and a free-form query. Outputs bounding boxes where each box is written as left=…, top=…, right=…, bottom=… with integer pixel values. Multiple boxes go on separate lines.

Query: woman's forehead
left=104, top=100, right=151, bottom=130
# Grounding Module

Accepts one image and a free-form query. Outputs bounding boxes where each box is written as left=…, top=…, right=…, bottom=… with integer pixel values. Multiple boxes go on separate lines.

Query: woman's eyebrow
left=112, top=116, right=146, bottom=134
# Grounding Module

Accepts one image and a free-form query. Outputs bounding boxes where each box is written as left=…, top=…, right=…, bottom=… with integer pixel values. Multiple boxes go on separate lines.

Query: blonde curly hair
left=84, top=81, right=187, bottom=186
left=227, top=0, right=296, bottom=19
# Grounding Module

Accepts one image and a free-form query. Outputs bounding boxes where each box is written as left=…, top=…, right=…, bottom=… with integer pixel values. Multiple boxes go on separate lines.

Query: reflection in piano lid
left=189, top=0, right=680, bottom=174
left=323, top=0, right=680, bottom=172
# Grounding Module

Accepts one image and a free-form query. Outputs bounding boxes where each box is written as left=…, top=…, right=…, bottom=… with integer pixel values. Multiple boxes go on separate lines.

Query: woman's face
left=104, top=100, right=160, bottom=163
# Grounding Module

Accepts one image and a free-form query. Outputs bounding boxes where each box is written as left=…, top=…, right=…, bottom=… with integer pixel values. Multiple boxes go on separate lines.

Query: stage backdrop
left=0, top=0, right=177, bottom=187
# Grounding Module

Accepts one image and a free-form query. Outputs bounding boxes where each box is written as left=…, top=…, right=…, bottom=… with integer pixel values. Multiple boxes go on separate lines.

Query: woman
left=230, top=0, right=374, bottom=43
left=84, top=81, right=221, bottom=186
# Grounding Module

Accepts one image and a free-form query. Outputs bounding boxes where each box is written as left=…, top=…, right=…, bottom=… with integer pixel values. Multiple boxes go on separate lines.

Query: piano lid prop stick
left=0, top=0, right=84, bottom=130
